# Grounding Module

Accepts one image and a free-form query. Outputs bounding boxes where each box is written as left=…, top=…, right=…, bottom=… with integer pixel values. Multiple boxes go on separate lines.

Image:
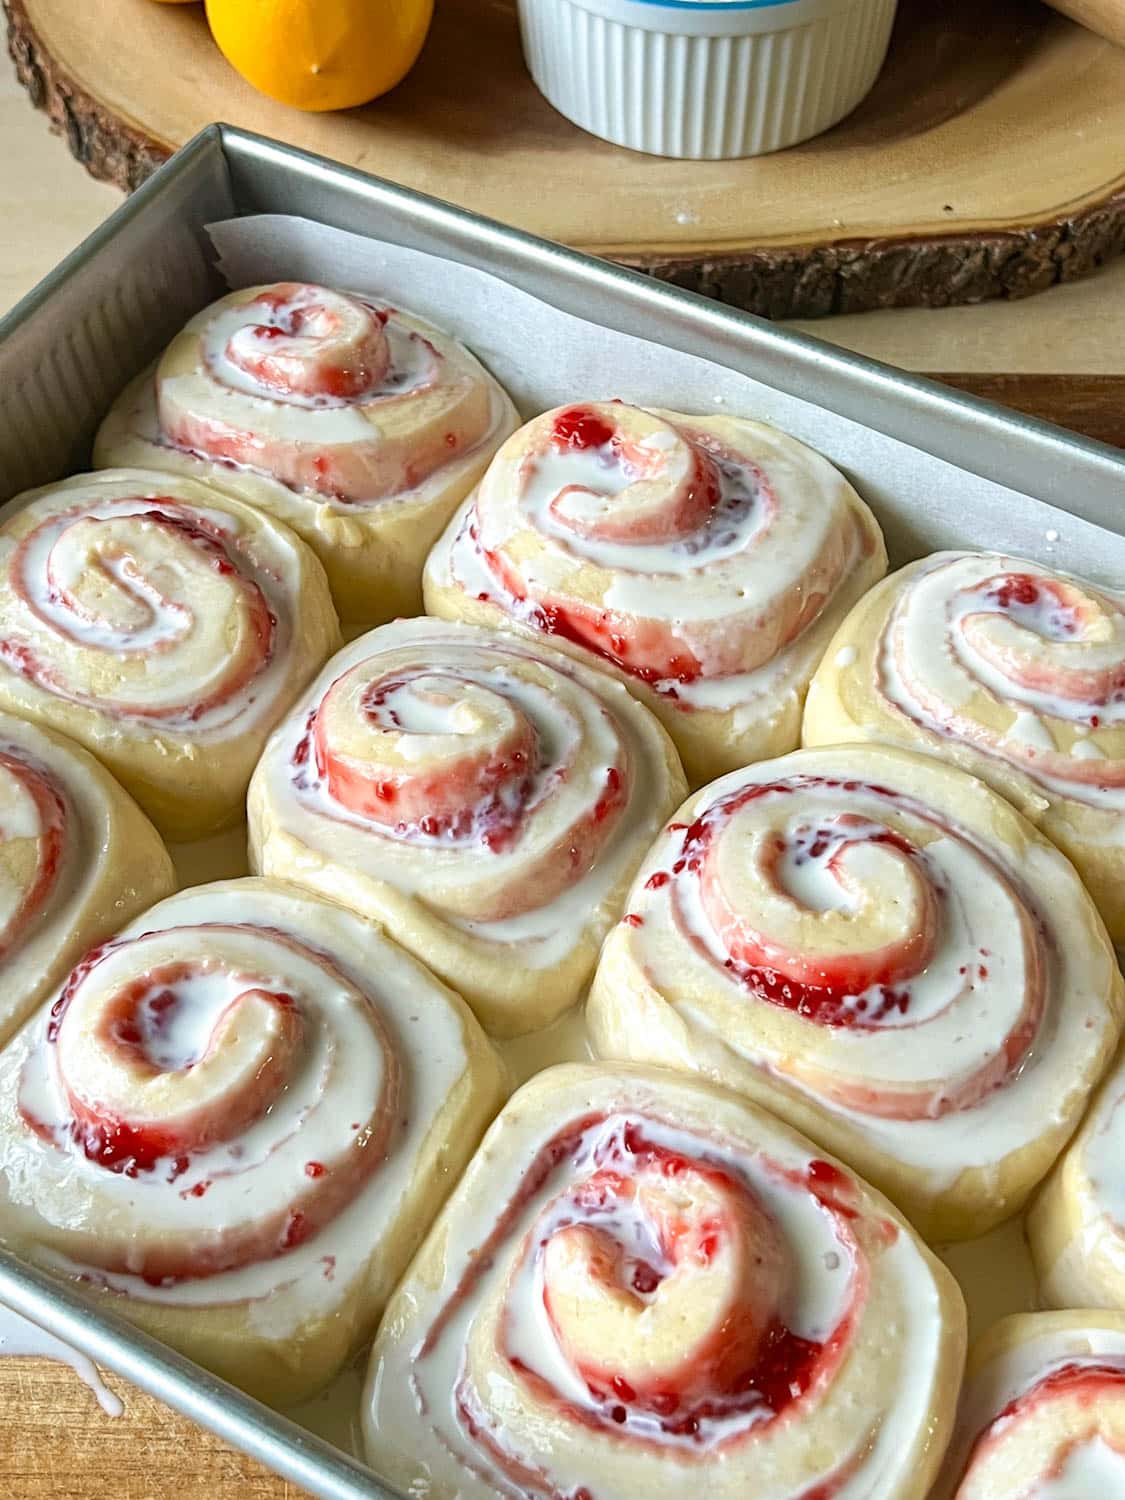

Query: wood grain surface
left=8, top=0, right=1125, bottom=317
left=0, top=1357, right=309, bottom=1498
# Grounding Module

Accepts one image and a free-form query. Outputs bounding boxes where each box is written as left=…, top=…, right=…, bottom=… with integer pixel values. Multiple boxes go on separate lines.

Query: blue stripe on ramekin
left=622, top=0, right=802, bottom=10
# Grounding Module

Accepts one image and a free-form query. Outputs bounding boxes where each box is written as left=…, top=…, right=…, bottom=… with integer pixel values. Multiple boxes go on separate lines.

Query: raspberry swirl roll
left=95, top=283, right=519, bottom=624
left=0, top=878, right=504, bottom=1405
left=363, top=1064, right=966, bottom=1500
left=0, top=469, right=339, bottom=840
left=247, top=618, right=686, bottom=1037
left=0, top=712, right=174, bottom=1048
left=932, top=1312, right=1125, bottom=1498
left=1029, top=1045, right=1125, bottom=1312
left=588, top=745, right=1123, bottom=1242
left=804, top=550, right=1125, bottom=942
left=424, top=401, right=886, bottom=786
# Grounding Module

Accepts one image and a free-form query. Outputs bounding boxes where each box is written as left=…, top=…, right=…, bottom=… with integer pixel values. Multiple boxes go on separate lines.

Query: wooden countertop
left=1, top=40, right=1124, bottom=1500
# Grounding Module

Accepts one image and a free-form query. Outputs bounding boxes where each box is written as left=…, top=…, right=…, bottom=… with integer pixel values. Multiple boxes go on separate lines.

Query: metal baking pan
left=0, top=123, right=1124, bottom=1500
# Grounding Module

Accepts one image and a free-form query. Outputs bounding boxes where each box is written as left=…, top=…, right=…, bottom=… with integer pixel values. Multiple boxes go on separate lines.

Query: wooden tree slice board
left=7, top=0, right=1125, bottom=318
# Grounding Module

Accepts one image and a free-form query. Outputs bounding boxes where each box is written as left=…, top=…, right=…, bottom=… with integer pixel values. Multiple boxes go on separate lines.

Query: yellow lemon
left=204, top=0, right=434, bottom=111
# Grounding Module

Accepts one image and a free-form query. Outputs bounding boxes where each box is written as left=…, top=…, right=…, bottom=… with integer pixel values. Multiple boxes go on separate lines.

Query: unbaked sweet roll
left=424, top=401, right=886, bottom=785
left=932, top=1311, right=1125, bottom=1498
left=247, top=617, right=686, bottom=1037
left=95, top=282, right=519, bottom=624
left=804, top=549, right=1125, bottom=942
left=1029, top=1045, right=1125, bottom=1311
left=0, top=711, right=174, bottom=1048
left=0, top=877, right=504, bottom=1406
left=588, top=744, right=1123, bottom=1242
left=0, top=469, right=339, bottom=840
left=363, top=1063, right=966, bottom=1500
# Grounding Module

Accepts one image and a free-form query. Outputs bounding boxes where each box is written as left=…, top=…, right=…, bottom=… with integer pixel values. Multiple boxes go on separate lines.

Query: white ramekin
left=518, top=0, right=898, bottom=160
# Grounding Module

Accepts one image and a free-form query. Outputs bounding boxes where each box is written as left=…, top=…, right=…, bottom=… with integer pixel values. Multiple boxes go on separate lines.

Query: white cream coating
left=938, top=1323, right=1125, bottom=1497
left=614, top=748, right=1116, bottom=1174
left=432, top=495, right=860, bottom=716
left=253, top=619, right=668, bottom=970
left=511, top=441, right=769, bottom=603
left=878, top=551, right=1125, bottom=810
left=0, top=882, right=471, bottom=1335
left=364, top=1069, right=954, bottom=1500
left=0, top=1301, right=123, bottom=1416
left=0, top=475, right=310, bottom=740
left=1034, top=1059, right=1125, bottom=1306
left=1034, top=1438, right=1125, bottom=1495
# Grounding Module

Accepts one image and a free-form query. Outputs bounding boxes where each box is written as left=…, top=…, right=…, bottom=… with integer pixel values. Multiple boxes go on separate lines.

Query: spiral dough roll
left=932, top=1311, right=1125, bottom=1498
left=0, top=711, right=174, bottom=1048
left=248, top=618, right=686, bottom=1037
left=363, top=1064, right=966, bottom=1500
left=0, top=469, right=339, bottom=839
left=0, top=878, right=505, bottom=1405
left=424, top=401, right=886, bottom=785
left=1029, top=1044, right=1125, bottom=1313
left=95, top=283, right=519, bottom=624
left=804, top=549, right=1125, bottom=942
left=588, top=744, right=1123, bottom=1242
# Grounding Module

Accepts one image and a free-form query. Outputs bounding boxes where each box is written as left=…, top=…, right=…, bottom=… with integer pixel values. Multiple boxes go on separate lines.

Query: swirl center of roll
left=961, top=571, right=1125, bottom=707
left=0, top=749, right=64, bottom=959
left=4, top=500, right=275, bottom=723
left=646, top=774, right=1049, bottom=1120
left=51, top=949, right=304, bottom=1172
left=221, top=284, right=391, bottom=402
left=697, top=793, right=940, bottom=1008
left=540, top=1148, right=788, bottom=1404
left=314, top=662, right=540, bottom=842
left=538, top=405, right=720, bottom=545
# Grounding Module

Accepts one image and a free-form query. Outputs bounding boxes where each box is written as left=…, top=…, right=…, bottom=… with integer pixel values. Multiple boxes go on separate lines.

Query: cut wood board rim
left=7, top=0, right=1125, bottom=318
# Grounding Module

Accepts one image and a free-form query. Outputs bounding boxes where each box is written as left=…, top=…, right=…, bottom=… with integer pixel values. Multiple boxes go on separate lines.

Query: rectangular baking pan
left=0, top=123, right=1123, bottom=1500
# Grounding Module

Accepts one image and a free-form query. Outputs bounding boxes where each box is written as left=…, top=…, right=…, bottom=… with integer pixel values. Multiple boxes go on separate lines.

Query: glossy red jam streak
left=421, top=1114, right=863, bottom=1474
left=313, top=668, right=540, bottom=838
left=291, top=664, right=629, bottom=892
left=4, top=504, right=275, bottom=721
left=963, top=1359, right=1125, bottom=1476
left=658, top=775, right=1045, bottom=1119
left=479, top=544, right=704, bottom=689
left=0, top=750, right=65, bottom=960
left=21, top=925, right=399, bottom=1281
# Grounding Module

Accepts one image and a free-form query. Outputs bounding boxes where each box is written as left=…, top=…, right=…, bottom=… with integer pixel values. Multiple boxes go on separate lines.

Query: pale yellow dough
left=931, top=1310, right=1125, bottom=1498
left=363, top=1063, right=966, bottom=1500
left=802, top=550, right=1125, bottom=943
left=0, top=711, right=174, bottom=1047
left=1029, top=1043, right=1125, bottom=1311
left=94, top=292, right=520, bottom=626
left=0, top=878, right=506, bottom=1407
left=248, top=618, right=687, bottom=1037
left=587, top=744, right=1124, bottom=1242
left=0, top=470, right=340, bottom=840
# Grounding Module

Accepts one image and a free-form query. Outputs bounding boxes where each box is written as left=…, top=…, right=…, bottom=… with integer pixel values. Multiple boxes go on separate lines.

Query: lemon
left=204, top=0, right=434, bottom=111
